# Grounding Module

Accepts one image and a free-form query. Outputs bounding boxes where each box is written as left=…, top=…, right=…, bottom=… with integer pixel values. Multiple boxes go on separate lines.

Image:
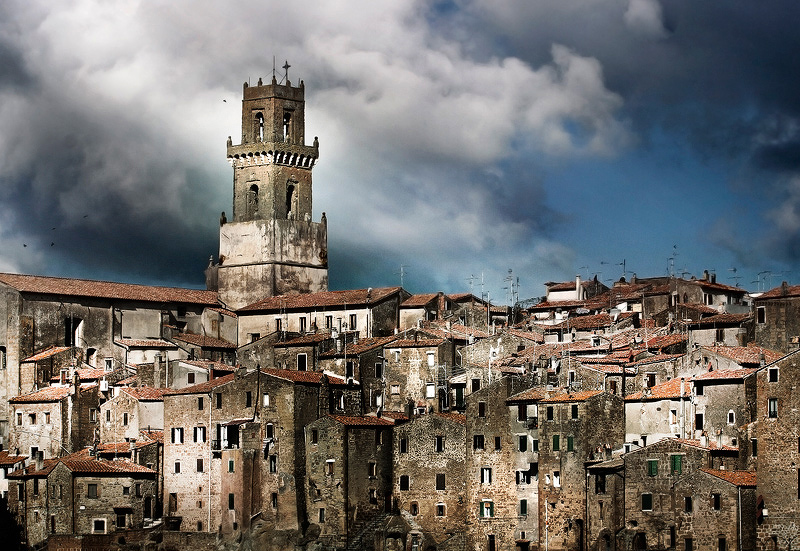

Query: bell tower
left=209, top=73, right=329, bottom=310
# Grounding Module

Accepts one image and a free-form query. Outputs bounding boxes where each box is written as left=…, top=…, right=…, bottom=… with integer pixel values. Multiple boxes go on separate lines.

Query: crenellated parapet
left=227, top=140, right=318, bottom=169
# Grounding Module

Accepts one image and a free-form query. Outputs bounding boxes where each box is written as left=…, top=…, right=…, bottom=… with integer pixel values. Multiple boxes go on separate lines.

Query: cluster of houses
left=3, top=75, right=800, bottom=551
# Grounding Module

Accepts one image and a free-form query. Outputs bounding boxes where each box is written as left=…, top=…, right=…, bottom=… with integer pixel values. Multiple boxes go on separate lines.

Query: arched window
left=283, top=112, right=292, bottom=143
left=286, top=184, right=295, bottom=219
left=247, top=184, right=259, bottom=218
left=254, top=113, right=264, bottom=142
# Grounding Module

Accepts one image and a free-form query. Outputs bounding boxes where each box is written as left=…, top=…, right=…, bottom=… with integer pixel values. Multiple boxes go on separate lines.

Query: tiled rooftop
left=115, top=338, right=176, bottom=348
left=700, top=468, right=756, bottom=487
left=174, top=333, right=236, bottom=349
left=22, top=346, right=72, bottom=362
left=239, top=287, right=403, bottom=312
left=165, top=373, right=235, bottom=395
left=539, top=389, right=603, bottom=403
left=626, top=377, right=692, bottom=401
left=10, top=384, right=97, bottom=403
left=327, top=414, right=395, bottom=427
left=0, top=272, right=218, bottom=305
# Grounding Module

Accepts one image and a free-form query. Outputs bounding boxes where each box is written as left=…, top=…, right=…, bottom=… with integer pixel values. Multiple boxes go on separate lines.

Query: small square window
left=642, top=493, right=653, bottom=511
left=399, top=475, right=410, bottom=491
left=768, top=368, right=778, bottom=383
left=436, top=503, right=445, bottom=516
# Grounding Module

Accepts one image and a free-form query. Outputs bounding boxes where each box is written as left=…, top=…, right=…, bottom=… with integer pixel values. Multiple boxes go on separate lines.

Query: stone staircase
left=346, top=512, right=389, bottom=551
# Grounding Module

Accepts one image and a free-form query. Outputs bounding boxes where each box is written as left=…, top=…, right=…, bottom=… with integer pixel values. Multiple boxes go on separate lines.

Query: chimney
left=703, top=270, right=710, bottom=281
left=35, top=451, right=43, bottom=471
left=782, top=281, right=789, bottom=297
left=575, top=275, right=582, bottom=301
left=710, top=273, right=716, bottom=284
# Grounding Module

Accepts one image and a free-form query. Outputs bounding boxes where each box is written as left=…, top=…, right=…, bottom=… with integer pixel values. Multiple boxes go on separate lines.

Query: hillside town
left=1, top=76, right=799, bottom=551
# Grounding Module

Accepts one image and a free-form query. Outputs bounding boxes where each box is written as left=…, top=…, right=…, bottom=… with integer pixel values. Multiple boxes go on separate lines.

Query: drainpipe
left=738, top=486, right=742, bottom=551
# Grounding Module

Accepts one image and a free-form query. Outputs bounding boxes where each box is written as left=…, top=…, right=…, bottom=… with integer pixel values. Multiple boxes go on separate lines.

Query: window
left=518, top=435, right=527, bottom=452
left=105, top=410, right=110, bottom=422
left=480, top=501, right=494, bottom=517
left=375, top=363, right=383, bottom=379
left=33, top=479, right=39, bottom=496
left=246, top=391, right=252, bottom=408
left=228, top=493, right=235, bottom=510
left=481, top=467, right=492, bottom=484
left=567, top=436, right=574, bottom=452
left=216, top=393, right=222, bottom=409
left=92, top=519, right=106, bottom=534
left=262, top=393, right=270, bottom=407
left=751, top=438, right=757, bottom=457
left=553, top=470, right=560, bottom=487
left=390, top=384, right=400, bottom=395
left=16, top=412, right=22, bottom=425
left=410, top=502, right=418, bottom=515
left=269, top=455, right=277, bottom=473
left=532, top=438, right=539, bottom=452
left=471, top=378, right=481, bottom=392
left=88, top=484, right=98, bottom=498
left=646, top=373, right=656, bottom=387
left=174, top=461, right=181, bottom=473
left=349, top=313, right=357, bottom=329
left=45, top=412, right=50, bottom=424
left=400, top=437, right=408, bottom=453
left=435, top=436, right=445, bottom=452
left=325, top=315, right=333, bottom=329
left=642, top=493, right=653, bottom=511
left=671, top=454, right=683, bottom=474
left=297, top=353, right=307, bottom=371
left=436, top=473, right=446, bottom=490
left=228, top=459, right=235, bottom=473
left=595, top=473, right=606, bottom=494
left=685, top=538, right=694, bottom=551
left=187, top=372, right=195, bottom=384
left=571, top=404, right=578, bottom=419
left=346, top=361, right=354, bottom=379
left=473, top=434, right=485, bottom=450
left=727, top=410, right=735, bottom=425
left=399, top=475, right=410, bottom=491
left=547, top=406, right=554, bottom=420
left=769, top=367, right=779, bottom=382
left=275, top=318, right=282, bottom=332
left=520, top=499, right=528, bottom=515
left=171, top=427, right=184, bottom=444
left=684, top=496, right=693, bottom=513
left=376, top=430, right=384, bottom=445
left=647, top=459, right=658, bottom=476
left=426, top=383, right=435, bottom=398
left=493, top=436, right=501, bottom=451
left=719, top=538, right=727, bottom=551
left=436, top=503, right=445, bottom=516
left=266, top=424, right=274, bottom=439
left=757, top=306, right=765, bottom=324
left=194, top=426, right=206, bottom=443
left=197, top=458, right=204, bottom=472
left=28, top=413, right=36, bottom=425
left=712, top=493, right=721, bottom=510
left=478, top=402, right=486, bottom=417
left=769, top=398, right=778, bottom=418
left=299, top=317, right=307, bottom=332
left=198, top=397, right=204, bottom=410
left=518, top=404, right=527, bottom=421
left=326, top=460, right=334, bottom=475
left=310, top=429, right=318, bottom=444
left=695, top=412, right=704, bottom=431
left=318, top=507, right=325, bottom=522
left=553, top=435, right=560, bottom=451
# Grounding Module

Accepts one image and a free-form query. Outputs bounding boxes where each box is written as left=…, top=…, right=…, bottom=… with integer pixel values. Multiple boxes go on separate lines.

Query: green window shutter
left=553, top=435, right=560, bottom=451
left=647, top=460, right=658, bottom=476
left=489, top=501, right=494, bottom=517
left=567, top=436, right=574, bottom=452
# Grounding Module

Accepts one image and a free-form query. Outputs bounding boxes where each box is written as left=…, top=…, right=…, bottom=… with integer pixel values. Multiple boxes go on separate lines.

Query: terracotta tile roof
left=165, top=373, right=235, bottom=395
left=115, top=375, right=138, bottom=386
left=391, top=338, right=446, bottom=348
left=757, top=284, right=800, bottom=300
left=507, top=388, right=548, bottom=403
left=692, top=280, right=747, bottom=294
left=181, top=359, right=235, bottom=372
left=702, top=345, right=784, bottom=366
left=424, top=322, right=490, bottom=340
left=447, top=293, right=487, bottom=305
left=239, top=287, right=403, bottom=312
left=679, top=302, right=720, bottom=315
left=505, top=329, right=545, bottom=343
left=327, top=414, right=395, bottom=427
left=645, top=334, right=687, bottom=349
left=260, top=367, right=326, bottom=384
left=631, top=354, right=685, bottom=367
left=700, top=468, right=756, bottom=487
left=208, top=306, right=237, bottom=318
left=626, top=377, right=692, bottom=401
left=686, top=313, right=752, bottom=327
left=115, top=338, right=176, bottom=348
left=275, top=332, right=333, bottom=346
left=545, top=281, right=581, bottom=291
left=9, top=458, right=61, bottom=478
left=693, top=368, right=757, bottom=381
left=140, top=429, right=163, bottom=443
left=378, top=411, right=410, bottom=422
left=49, top=367, right=107, bottom=383
left=0, top=450, right=27, bottom=467
left=434, top=412, right=466, bottom=425
left=539, top=390, right=604, bottom=403
left=546, top=313, right=634, bottom=331
left=319, top=335, right=399, bottom=358
left=674, top=438, right=738, bottom=452
left=401, top=294, right=439, bottom=307
left=22, top=346, right=72, bottom=362
left=10, top=383, right=96, bottom=403
left=174, top=333, right=236, bottom=349
left=0, top=272, right=218, bottom=305
left=120, top=386, right=168, bottom=401
left=580, top=363, right=634, bottom=375
left=62, top=458, right=156, bottom=475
